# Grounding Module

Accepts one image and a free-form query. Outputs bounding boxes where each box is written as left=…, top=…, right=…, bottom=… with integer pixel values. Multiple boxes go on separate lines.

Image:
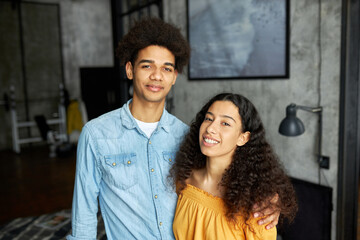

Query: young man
left=67, top=18, right=279, bottom=240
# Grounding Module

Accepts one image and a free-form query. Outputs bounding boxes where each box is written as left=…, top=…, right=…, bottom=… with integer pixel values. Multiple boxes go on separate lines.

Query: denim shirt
left=67, top=100, right=189, bottom=240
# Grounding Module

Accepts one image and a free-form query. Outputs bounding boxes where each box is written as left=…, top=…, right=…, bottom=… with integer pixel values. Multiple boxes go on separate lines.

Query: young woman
left=169, top=93, right=297, bottom=240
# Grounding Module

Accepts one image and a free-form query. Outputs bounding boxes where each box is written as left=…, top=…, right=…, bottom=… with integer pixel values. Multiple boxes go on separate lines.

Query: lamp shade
left=279, top=104, right=305, bottom=136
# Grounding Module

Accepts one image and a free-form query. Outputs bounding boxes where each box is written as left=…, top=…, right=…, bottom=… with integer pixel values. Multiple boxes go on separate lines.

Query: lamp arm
left=296, top=105, right=323, bottom=113
left=294, top=104, right=324, bottom=165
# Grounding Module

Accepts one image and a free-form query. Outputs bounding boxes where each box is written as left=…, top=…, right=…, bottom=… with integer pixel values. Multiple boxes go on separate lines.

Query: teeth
left=204, top=137, right=219, bottom=144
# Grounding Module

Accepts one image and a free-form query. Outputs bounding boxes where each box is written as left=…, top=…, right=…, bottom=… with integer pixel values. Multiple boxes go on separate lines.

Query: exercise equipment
left=6, top=84, right=68, bottom=155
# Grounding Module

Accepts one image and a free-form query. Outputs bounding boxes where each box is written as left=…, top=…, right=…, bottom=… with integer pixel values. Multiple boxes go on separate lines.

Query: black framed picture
left=187, top=0, right=289, bottom=80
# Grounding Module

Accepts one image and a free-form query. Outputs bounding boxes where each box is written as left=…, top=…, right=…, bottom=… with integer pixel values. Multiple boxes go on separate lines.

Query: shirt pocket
left=160, top=151, right=176, bottom=186
left=162, top=151, right=176, bottom=166
left=103, top=153, right=138, bottom=190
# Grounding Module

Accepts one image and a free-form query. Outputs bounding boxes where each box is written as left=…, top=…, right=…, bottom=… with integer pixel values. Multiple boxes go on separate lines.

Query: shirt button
left=154, top=195, right=158, bottom=199
left=127, top=160, right=131, bottom=165
left=112, top=162, right=116, bottom=166
left=151, top=168, right=154, bottom=172
left=169, top=158, right=172, bottom=162
left=149, top=140, right=151, bottom=144
left=159, top=222, right=162, bottom=226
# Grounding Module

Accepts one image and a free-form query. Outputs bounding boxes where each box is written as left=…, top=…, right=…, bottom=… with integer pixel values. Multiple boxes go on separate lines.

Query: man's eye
left=164, top=67, right=173, bottom=72
left=141, top=65, right=151, bottom=69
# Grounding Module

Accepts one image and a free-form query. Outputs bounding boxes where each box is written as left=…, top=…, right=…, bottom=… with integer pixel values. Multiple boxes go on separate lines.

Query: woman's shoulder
left=239, top=216, right=277, bottom=240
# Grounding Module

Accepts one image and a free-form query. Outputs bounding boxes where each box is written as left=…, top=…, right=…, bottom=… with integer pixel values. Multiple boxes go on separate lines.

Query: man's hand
left=252, top=193, right=280, bottom=230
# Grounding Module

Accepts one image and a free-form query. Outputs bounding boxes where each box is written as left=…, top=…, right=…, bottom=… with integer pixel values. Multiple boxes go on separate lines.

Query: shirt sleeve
left=242, top=216, right=277, bottom=240
left=67, top=125, right=102, bottom=240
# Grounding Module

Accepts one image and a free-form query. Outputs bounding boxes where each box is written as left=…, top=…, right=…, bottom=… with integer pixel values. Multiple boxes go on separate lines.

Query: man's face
left=126, top=45, right=178, bottom=105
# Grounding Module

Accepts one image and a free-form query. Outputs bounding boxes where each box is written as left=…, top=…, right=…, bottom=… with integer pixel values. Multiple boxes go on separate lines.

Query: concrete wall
left=164, top=0, right=341, bottom=239
left=59, top=0, right=114, bottom=98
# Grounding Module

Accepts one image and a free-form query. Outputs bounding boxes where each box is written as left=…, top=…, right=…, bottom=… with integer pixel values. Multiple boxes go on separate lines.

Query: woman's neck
left=188, top=156, right=232, bottom=197
left=205, top=156, right=232, bottom=182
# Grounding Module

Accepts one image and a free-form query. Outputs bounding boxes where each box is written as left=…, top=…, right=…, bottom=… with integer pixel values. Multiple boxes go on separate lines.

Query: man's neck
left=130, top=98, right=165, bottom=123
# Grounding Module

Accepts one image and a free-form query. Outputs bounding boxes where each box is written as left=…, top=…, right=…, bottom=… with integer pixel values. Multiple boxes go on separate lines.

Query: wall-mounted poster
left=187, top=0, right=289, bottom=80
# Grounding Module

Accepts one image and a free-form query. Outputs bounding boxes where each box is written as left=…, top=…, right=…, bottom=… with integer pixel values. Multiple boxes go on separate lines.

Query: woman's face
left=199, top=100, right=249, bottom=160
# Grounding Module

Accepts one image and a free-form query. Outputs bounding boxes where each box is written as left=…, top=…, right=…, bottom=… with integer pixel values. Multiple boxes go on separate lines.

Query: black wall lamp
left=279, top=104, right=330, bottom=173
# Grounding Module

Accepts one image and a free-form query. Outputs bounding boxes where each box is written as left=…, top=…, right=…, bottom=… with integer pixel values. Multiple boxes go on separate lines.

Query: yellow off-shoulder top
left=173, top=184, right=276, bottom=240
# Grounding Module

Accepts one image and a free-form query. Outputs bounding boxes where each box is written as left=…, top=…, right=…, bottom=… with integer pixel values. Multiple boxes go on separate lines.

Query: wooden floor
left=0, top=144, right=76, bottom=225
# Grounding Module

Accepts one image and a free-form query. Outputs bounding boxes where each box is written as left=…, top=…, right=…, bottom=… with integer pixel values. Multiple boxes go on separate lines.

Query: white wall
left=164, top=0, right=341, bottom=239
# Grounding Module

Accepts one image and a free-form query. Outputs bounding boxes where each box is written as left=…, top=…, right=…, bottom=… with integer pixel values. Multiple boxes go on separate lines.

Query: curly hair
left=116, top=17, right=190, bottom=73
left=169, top=93, right=297, bottom=224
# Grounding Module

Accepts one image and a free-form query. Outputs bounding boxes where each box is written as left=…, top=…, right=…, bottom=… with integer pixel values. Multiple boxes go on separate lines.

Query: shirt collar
left=121, top=99, right=171, bottom=133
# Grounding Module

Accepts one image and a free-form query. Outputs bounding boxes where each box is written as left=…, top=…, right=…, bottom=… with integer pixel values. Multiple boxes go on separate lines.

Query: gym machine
left=1, top=84, right=68, bottom=156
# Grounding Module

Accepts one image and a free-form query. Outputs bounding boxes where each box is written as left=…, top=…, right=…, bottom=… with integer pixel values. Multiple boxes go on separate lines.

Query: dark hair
left=116, top=17, right=190, bottom=73
left=169, top=93, right=297, bottom=224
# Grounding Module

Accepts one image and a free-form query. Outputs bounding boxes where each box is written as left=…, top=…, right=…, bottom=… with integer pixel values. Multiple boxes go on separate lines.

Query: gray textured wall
left=59, top=0, right=114, bottom=98
left=165, top=0, right=341, bottom=239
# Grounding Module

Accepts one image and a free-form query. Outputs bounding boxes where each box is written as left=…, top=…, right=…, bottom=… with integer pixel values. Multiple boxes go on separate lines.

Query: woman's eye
left=222, top=122, right=230, bottom=126
left=204, top=117, right=213, bottom=122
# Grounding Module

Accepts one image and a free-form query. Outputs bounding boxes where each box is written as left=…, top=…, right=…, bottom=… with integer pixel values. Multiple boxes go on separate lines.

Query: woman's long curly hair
left=169, top=93, right=297, bottom=224
left=116, top=17, right=190, bottom=73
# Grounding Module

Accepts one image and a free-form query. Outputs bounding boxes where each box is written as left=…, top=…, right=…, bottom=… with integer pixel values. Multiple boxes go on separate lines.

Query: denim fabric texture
left=67, top=100, right=189, bottom=240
